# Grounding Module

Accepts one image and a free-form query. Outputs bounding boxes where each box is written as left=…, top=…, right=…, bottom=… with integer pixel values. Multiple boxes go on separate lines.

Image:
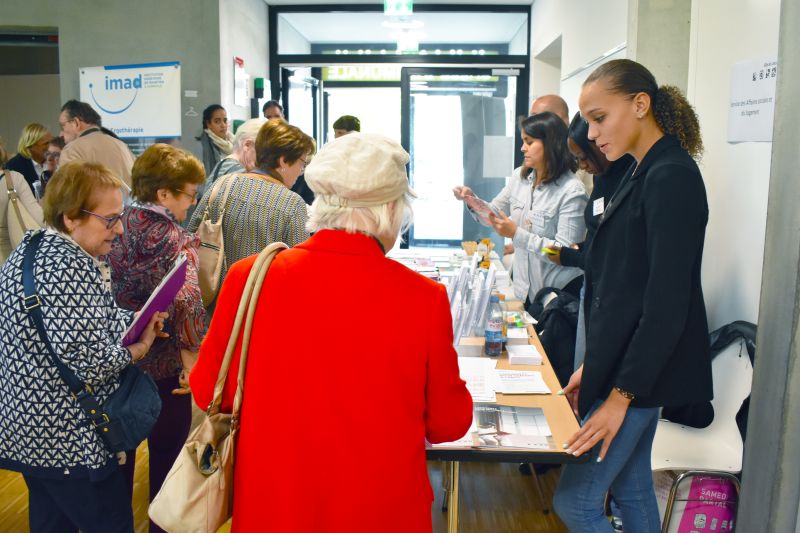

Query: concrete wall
left=0, top=75, right=61, bottom=153
left=629, top=0, right=692, bottom=92
left=688, top=0, right=780, bottom=329
left=219, top=0, right=269, bottom=124
left=0, top=0, right=221, bottom=156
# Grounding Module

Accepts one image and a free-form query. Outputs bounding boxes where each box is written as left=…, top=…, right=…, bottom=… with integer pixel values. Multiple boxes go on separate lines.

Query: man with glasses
left=58, top=100, right=135, bottom=192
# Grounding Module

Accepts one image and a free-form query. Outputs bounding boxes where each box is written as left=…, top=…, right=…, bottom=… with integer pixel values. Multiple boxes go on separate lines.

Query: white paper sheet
left=458, top=357, right=498, bottom=403
left=493, top=370, right=550, bottom=394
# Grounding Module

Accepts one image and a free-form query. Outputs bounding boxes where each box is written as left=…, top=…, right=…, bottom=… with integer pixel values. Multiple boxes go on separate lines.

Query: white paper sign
left=727, top=57, right=778, bottom=143
left=233, top=57, right=250, bottom=107
left=80, top=61, right=182, bottom=139
left=482, top=135, right=515, bottom=178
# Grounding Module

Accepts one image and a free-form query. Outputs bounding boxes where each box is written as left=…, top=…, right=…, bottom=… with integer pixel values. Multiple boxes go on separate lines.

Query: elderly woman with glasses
left=0, top=160, right=166, bottom=533
left=188, top=118, right=315, bottom=308
left=105, top=143, right=207, bottom=530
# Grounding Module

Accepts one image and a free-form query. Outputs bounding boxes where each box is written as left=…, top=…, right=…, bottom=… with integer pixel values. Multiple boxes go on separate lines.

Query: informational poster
left=727, top=56, right=778, bottom=143
left=79, top=61, right=181, bottom=139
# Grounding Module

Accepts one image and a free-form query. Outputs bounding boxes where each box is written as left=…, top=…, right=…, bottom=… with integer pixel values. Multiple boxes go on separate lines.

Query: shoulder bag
left=197, top=174, right=237, bottom=307
left=22, top=231, right=161, bottom=453
left=4, top=171, right=41, bottom=249
left=149, top=241, right=288, bottom=533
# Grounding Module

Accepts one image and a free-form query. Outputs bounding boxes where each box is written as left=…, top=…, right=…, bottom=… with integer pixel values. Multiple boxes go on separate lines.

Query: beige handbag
left=4, top=171, right=41, bottom=249
left=149, top=241, right=287, bottom=533
left=197, top=175, right=237, bottom=307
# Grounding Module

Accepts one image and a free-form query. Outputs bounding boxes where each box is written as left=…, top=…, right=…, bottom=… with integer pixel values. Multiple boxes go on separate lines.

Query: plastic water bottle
left=484, top=294, right=503, bottom=356
left=498, top=293, right=508, bottom=346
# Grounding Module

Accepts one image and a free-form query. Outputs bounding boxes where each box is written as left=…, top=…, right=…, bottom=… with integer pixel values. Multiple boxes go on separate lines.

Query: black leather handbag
left=22, top=231, right=161, bottom=453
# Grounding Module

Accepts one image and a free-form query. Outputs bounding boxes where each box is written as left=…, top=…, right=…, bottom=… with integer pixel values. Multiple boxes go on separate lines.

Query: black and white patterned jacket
left=0, top=230, right=133, bottom=479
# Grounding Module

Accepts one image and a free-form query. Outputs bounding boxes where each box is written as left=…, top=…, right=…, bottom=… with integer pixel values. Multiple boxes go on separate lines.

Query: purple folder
left=121, top=255, right=188, bottom=347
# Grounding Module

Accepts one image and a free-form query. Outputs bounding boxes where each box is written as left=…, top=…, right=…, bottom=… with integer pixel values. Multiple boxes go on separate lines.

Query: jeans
left=574, top=283, right=586, bottom=370
left=554, top=401, right=661, bottom=533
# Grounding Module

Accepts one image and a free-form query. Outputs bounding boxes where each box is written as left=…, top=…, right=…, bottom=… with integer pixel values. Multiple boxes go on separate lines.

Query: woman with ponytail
left=554, top=59, right=712, bottom=532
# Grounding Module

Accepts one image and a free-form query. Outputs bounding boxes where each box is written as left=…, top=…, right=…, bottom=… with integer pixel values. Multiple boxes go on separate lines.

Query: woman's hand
left=128, top=311, right=169, bottom=362
left=172, top=349, right=198, bottom=395
left=559, top=364, right=583, bottom=415
left=452, top=186, right=474, bottom=200
left=564, top=388, right=631, bottom=462
left=488, top=211, right=517, bottom=238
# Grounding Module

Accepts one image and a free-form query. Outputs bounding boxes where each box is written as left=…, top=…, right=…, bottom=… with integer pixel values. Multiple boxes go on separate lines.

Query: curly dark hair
left=585, top=59, right=703, bottom=158
left=519, top=112, right=577, bottom=182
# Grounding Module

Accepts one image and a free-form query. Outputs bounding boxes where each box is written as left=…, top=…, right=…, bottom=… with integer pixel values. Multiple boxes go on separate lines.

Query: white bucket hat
left=304, top=132, right=417, bottom=208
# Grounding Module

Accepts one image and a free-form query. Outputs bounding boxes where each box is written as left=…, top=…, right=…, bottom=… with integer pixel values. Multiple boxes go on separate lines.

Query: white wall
left=0, top=75, right=61, bottom=153
left=529, top=0, right=628, bottom=108
left=277, top=15, right=311, bottom=55
left=219, top=0, right=269, bottom=123
left=688, top=0, right=781, bottom=329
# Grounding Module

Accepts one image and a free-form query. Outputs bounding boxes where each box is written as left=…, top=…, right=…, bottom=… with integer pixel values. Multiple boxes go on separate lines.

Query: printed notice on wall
left=79, top=61, right=182, bottom=140
left=727, top=56, right=777, bottom=143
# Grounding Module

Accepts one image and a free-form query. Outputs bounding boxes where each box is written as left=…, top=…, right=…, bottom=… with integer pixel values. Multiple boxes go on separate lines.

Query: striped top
left=187, top=173, right=309, bottom=287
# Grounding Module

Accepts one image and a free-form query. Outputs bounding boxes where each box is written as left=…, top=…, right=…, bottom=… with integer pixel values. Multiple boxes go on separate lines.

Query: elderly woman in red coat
left=190, top=132, right=473, bottom=533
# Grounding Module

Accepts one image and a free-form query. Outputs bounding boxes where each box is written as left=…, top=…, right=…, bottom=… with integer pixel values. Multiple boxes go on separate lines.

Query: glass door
left=401, top=67, right=520, bottom=249
left=281, top=67, right=323, bottom=145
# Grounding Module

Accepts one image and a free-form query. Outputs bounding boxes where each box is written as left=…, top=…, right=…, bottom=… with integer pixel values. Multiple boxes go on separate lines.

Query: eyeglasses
left=174, top=188, right=199, bottom=201
left=59, top=118, right=75, bottom=130
left=81, top=209, right=125, bottom=229
left=44, top=151, right=61, bottom=160
left=300, top=157, right=311, bottom=171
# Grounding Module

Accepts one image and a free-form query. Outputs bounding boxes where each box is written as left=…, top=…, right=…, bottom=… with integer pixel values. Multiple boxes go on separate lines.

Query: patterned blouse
left=108, top=204, right=206, bottom=381
left=0, top=230, right=133, bottom=479
left=187, top=172, right=309, bottom=288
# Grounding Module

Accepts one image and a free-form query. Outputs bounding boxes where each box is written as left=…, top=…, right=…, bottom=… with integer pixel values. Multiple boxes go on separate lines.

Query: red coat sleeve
left=424, top=284, right=473, bottom=443
left=190, top=255, right=258, bottom=412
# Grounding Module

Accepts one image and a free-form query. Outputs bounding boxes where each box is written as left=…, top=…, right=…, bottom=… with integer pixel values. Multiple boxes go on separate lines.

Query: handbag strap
left=21, top=231, right=116, bottom=433
left=203, top=174, right=237, bottom=225
left=207, top=241, right=288, bottom=416
left=4, top=171, right=30, bottom=232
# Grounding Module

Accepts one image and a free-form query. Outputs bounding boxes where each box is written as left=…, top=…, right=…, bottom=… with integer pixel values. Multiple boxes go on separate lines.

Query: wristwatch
left=614, top=387, right=635, bottom=401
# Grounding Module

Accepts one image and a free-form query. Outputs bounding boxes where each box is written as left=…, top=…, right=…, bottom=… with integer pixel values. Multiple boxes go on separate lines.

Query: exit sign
left=384, top=0, right=413, bottom=16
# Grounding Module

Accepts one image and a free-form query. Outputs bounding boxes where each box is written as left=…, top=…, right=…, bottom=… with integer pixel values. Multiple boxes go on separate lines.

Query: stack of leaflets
left=432, top=405, right=553, bottom=450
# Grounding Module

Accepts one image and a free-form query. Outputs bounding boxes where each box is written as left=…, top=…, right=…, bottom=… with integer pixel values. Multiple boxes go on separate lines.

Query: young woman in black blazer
left=553, top=59, right=712, bottom=532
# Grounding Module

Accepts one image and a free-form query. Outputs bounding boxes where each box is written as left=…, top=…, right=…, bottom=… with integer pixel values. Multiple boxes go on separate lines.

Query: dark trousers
left=24, top=468, right=133, bottom=533
left=121, top=374, right=192, bottom=533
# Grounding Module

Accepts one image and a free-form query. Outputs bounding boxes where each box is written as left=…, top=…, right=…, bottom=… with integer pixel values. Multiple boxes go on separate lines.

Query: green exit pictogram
left=384, top=0, right=413, bottom=17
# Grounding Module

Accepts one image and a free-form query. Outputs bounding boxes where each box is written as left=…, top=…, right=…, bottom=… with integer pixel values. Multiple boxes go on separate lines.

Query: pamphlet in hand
left=121, top=254, right=188, bottom=347
left=463, top=194, right=502, bottom=227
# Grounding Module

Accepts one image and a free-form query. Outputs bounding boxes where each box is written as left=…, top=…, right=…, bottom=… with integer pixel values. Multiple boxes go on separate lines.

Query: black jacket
left=579, top=135, right=712, bottom=417
left=4, top=153, right=38, bottom=193
left=560, top=155, right=634, bottom=270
